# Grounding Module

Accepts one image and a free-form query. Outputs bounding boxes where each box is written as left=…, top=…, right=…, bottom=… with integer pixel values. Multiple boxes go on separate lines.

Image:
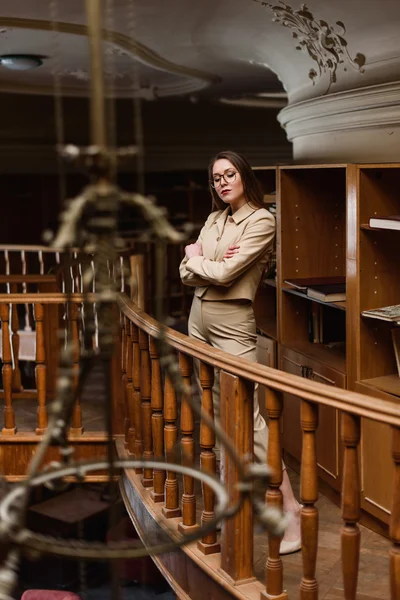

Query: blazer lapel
left=215, top=207, right=230, bottom=238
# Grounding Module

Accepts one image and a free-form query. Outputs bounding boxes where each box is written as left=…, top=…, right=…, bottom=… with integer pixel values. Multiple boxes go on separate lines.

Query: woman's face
left=211, top=158, right=246, bottom=211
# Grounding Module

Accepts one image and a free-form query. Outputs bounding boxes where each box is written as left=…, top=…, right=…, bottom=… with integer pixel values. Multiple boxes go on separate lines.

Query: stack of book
left=284, top=276, right=346, bottom=303
left=361, top=304, right=400, bottom=323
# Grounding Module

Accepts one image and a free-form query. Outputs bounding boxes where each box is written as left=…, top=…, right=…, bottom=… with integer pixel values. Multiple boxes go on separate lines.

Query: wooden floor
left=252, top=468, right=391, bottom=599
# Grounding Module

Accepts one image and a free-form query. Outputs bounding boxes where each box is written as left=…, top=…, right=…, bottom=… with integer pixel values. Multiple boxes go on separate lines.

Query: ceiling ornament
left=0, top=17, right=220, bottom=98
left=253, top=1, right=366, bottom=92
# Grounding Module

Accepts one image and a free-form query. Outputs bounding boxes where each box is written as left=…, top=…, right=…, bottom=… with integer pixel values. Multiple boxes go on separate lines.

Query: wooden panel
left=280, top=346, right=345, bottom=491
left=279, top=168, right=346, bottom=281
left=361, top=418, right=393, bottom=522
left=0, top=434, right=110, bottom=480
left=354, top=380, right=395, bottom=524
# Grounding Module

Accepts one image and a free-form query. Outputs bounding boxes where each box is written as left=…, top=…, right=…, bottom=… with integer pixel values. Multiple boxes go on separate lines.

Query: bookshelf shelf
left=359, top=375, right=400, bottom=398
left=282, top=286, right=347, bottom=311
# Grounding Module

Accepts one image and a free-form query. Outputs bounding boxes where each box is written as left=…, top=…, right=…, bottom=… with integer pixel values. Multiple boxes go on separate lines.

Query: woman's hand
left=185, top=242, right=203, bottom=259
left=223, top=244, right=240, bottom=259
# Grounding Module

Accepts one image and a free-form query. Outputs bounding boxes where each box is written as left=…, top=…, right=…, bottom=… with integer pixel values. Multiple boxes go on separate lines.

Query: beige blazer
left=179, top=202, right=275, bottom=302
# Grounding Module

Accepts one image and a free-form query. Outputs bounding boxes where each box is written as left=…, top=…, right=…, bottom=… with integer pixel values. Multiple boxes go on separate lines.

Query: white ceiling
left=0, top=0, right=399, bottom=105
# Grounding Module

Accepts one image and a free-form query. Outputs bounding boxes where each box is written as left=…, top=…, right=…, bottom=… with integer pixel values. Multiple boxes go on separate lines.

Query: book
left=369, top=215, right=400, bottom=231
left=308, top=302, right=346, bottom=344
left=392, top=328, right=400, bottom=377
left=306, top=283, right=346, bottom=302
left=361, top=304, right=400, bottom=323
left=284, top=276, right=345, bottom=292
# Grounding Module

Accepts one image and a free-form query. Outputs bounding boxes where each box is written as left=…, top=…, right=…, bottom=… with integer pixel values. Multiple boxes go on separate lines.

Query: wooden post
left=197, top=361, right=220, bottom=554
left=34, top=303, right=48, bottom=434
left=125, top=320, right=135, bottom=453
left=149, top=337, right=165, bottom=502
left=0, top=303, right=16, bottom=434
left=220, top=371, right=254, bottom=584
left=139, top=329, right=153, bottom=487
left=178, top=352, right=199, bottom=534
left=262, top=387, right=287, bottom=600
left=300, top=399, right=319, bottom=600
left=68, top=302, right=83, bottom=436
left=131, top=323, right=143, bottom=474
left=162, top=372, right=181, bottom=519
left=390, top=426, right=400, bottom=600
left=10, top=283, right=22, bottom=392
left=341, top=412, right=361, bottom=600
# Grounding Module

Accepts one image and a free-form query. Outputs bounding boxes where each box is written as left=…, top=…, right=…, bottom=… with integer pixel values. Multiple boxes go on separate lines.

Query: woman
left=179, top=150, right=301, bottom=554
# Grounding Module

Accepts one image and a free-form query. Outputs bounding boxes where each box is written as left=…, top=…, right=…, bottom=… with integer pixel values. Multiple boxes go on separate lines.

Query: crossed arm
left=179, top=214, right=275, bottom=288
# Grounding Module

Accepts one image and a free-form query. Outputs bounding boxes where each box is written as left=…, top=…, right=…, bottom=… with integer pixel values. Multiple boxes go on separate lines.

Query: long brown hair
left=208, top=150, right=264, bottom=211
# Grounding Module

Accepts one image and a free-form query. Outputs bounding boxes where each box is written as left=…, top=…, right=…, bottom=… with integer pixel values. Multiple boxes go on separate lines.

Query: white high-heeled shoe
left=279, top=504, right=302, bottom=555
left=279, top=537, right=301, bottom=555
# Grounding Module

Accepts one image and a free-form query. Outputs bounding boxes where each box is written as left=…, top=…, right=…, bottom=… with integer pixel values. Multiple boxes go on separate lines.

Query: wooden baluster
left=263, top=388, right=287, bottom=600
left=150, top=337, right=165, bottom=502
left=0, top=303, right=16, bottom=434
left=38, top=250, right=44, bottom=275
left=68, top=302, right=83, bottom=436
left=178, top=353, right=199, bottom=534
left=120, top=314, right=128, bottom=443
left=139, top=329, right=153, bottom=486
left=220, top=371, right=254, bottom=583
left=119, top=255, right=125, bottom=293
left=33, top=303, right=48, bottom=434
left=341, top=412, right=361, bottom=599
left=300, top=399, right=319, bottom=600
left=162, top=372, right=181, bottom=518
left=21, top=250, right=32, bottom=332
left=124, top=318, right=135, bottom=451
left=4, top=250, right=10, bottom=276
left=197, top=361, right=220, bottom=554
left=132, top=324, right=143, bottom=473
left=10, top=284, right=23, bottom=392
left=390, top=426, right=400, bottom=600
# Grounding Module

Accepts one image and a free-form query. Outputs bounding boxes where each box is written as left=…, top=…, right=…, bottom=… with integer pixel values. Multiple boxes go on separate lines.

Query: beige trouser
left=188, top=296, right=269, bottom=464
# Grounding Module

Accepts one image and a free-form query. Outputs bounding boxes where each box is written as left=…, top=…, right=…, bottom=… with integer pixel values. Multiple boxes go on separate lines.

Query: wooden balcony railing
left=0, top=292, right=124, bottom=481
left=117, top=292, right=400, bottom=600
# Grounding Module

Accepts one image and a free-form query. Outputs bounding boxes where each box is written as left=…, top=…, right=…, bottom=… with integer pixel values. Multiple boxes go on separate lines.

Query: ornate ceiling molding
left=0, top=17, right=220, bottom=98
left=253, top=1, right=366, bottom=94
left=279, top=81, right=400, bottom=140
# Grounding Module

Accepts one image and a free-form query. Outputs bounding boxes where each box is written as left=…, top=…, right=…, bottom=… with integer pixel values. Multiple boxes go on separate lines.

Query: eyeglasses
left=210, top=169, right=237, bottom=188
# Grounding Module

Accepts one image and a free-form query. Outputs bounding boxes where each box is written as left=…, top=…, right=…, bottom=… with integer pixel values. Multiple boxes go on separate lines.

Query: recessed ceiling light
left=0, top=54, right=44, bottom=71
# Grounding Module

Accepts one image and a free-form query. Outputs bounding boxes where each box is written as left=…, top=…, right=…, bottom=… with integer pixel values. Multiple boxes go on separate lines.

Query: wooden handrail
left=117, top=294, right=400, bottom=427
left=0, top=293, right=85, bottom=304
